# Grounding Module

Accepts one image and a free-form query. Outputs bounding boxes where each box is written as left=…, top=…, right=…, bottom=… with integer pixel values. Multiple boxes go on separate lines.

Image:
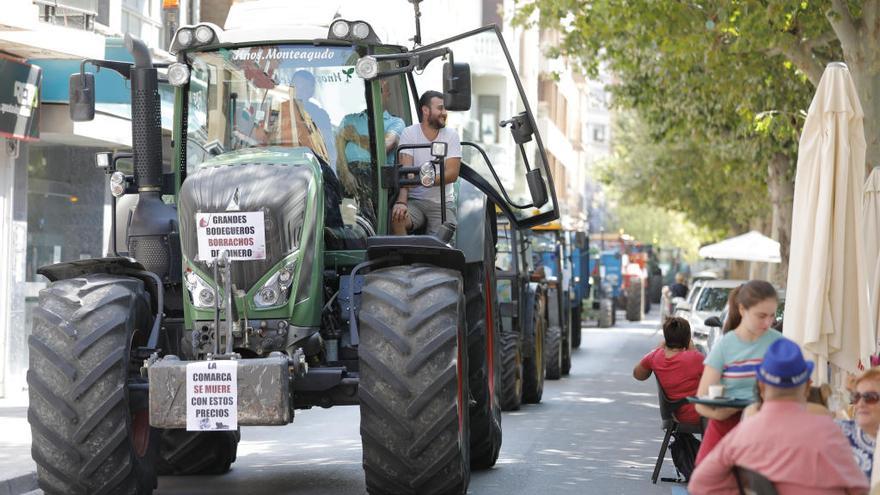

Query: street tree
left=512, top=0, right=875, bottom=281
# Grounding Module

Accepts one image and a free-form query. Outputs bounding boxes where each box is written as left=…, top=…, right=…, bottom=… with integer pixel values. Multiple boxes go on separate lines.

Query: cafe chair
left=734, top=465, right=778, bottom=495
left=651, top=377, right=703, bottom=484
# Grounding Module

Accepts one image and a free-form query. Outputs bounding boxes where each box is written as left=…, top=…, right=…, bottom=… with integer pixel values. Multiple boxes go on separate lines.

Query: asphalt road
left=157, top=307, right=688, bottom=495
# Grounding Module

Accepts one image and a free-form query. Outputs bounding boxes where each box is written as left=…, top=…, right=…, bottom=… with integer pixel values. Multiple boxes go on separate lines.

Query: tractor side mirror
left=704, top=316, right=723, bottom=328
left=526, top=168, right=548, bottom=208
left=69, top=72, right=96, bottom=122
left=443, top=62, right=471, bottom=111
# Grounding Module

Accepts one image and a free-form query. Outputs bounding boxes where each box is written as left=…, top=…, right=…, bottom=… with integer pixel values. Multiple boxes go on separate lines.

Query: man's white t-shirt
left=399, top=124, right=462, bottom=204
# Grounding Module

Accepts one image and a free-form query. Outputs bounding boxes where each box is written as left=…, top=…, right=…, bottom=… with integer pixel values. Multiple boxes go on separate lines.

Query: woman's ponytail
left=723, top=286, right=742, bottom=333
left=723, top=280, right=778, bottom=333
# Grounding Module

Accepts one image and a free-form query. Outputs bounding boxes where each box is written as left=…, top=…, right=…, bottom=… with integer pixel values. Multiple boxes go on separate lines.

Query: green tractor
left=25, top=4, right=559, bottom=495
left=494, top=215, right=548, bottom=410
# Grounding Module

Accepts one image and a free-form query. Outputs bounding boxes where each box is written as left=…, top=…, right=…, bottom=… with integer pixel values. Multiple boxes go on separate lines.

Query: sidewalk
left=0, top=398, right=38, bottom=495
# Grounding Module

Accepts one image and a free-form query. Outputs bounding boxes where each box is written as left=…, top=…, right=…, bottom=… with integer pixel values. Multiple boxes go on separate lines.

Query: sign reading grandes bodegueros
left=196, top=211, right=267, bottom=261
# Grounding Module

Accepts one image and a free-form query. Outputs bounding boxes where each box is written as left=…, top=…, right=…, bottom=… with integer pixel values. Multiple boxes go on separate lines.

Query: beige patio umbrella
left=864, top=169, right=880, bottom=346
left=784, top=62, right=873, bottom=386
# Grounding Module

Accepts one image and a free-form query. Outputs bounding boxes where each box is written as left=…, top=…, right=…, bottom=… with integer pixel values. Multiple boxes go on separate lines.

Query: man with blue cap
left=689, top=338, right=868, bottom=494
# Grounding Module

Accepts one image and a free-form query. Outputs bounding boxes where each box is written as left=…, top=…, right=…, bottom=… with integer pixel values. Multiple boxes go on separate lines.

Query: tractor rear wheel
left=27, top=274, right=158, bottom=495
left=521, top=292, right=545, bottom=404
left=156, top=429, right=240, bottom=475
left=498, top=329, right=523, bottom=411
left=545, top=324, right=562, bottom=380
left=626, top=279, right=644, bottom=322
left=571, top=304, right=582, bottom=349
left=359, top=264, right=470, bottom=495
left=561, top=322, right=572, bottom=376
left=598, top=298, right=614, bottom=328
left=464, top=216, right=502, bottom=470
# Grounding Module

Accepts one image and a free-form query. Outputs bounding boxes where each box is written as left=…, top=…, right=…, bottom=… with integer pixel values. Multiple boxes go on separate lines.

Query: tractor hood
left=179, top=147, right=321, bottom=292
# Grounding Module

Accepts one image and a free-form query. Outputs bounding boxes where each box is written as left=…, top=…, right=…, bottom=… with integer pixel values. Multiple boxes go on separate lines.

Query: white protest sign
left=196, top=211, right=266, bottom=261
left=186, top=360, right=238, bottom=431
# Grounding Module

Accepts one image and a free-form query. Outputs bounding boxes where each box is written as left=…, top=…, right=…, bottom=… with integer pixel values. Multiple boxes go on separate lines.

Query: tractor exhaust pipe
left=125, top=33, right=162, bottom=191
left=124, top=33, right=180, bottom=284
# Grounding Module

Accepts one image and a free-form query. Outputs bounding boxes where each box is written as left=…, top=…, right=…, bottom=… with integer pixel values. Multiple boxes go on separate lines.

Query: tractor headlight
left=185, top=270, right=217, bottom=309
left=167, top=63, right=190, bottom=87
left=352, top=21, right=371, bottom=40
left=330, top=20, right=350, bottom=38
left=254, top=260, right=297, bottom=308
left=109, top=171, right=127, bottom=197
left=176, top=28, right=194, bottom=48
left=194, top=25, right=215, bottom=44
left=355, top=56, right=378, bottom=80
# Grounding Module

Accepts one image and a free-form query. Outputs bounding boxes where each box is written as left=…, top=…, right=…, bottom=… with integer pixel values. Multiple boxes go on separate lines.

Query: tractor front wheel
left=359, top=264, right=470, bottom=495
left=27, top=274, right=158, bottom=495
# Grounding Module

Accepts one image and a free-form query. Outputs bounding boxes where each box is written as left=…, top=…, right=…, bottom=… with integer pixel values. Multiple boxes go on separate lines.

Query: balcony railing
left=34, top=0, right=98, bottom=31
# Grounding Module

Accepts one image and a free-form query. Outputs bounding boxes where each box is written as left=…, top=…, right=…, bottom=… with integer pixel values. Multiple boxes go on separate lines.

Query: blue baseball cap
left=756, top=338, right=814, bottom=388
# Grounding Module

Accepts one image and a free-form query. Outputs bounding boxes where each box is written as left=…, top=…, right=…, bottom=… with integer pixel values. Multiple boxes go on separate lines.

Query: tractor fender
left=37, top=257, right=165, bottom=346
left=455, top=181, right=489, bottom=264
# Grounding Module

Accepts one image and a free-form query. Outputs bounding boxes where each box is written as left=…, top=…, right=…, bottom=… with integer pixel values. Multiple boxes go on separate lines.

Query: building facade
left=0, top=0, right=182, bottom=399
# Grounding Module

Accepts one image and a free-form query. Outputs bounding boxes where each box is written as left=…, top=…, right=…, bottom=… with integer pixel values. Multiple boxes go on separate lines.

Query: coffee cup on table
left=708, top=385, right=725, bottom=399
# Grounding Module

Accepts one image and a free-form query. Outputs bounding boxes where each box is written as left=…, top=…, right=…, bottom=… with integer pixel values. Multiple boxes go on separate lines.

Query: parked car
left=686, top=280, right=746, bottom=354
left=672, top=278, right=708, bottom=318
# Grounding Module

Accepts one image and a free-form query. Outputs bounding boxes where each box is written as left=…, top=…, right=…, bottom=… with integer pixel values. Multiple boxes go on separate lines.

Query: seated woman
left=633, top=316, right=704, bottom=424
left=837, top=368, right=880, bottom=481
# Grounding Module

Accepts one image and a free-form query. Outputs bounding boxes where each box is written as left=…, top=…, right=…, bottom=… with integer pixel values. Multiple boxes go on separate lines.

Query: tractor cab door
left=413, top=26, right=559, bottom=229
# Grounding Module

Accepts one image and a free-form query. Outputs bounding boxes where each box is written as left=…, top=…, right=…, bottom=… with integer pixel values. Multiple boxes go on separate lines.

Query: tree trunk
left=767, top=152, right=795, bottom=287
left=848, top=63, right=880, bottom=175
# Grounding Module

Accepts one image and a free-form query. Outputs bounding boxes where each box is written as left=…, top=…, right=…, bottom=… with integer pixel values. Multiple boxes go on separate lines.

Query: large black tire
left=561, top=298, right=572, bottom=376
left=359, top=264, right=470, bottom=495
left=626, top=279, right=644, bottom=322
left=464, top=215, right=502, bottom=470
left=545, top=325, right=562, bottom=380
left=598, top=298, right=614, bottom=328
left=571, top=304, right=582, bottom=349
left=521, top=291, right=545, bottom=404
left=498, top=329, right=522, bottom=411
left=27, top=274, right=158, bottom=495
left=156, top=429, right=240, bottom=475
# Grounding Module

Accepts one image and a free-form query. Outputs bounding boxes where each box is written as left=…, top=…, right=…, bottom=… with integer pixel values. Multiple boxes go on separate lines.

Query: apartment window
left=122, top=0, right=164, bottom=49
left=555, top=91, right=567, bottom=135
left=36, top=0, right=98, bottom=30
left=593, top=125, right=606, bottom=143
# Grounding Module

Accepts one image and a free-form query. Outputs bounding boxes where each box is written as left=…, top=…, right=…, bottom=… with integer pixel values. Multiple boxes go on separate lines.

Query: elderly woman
left=838, top=368, right=880, bottom=481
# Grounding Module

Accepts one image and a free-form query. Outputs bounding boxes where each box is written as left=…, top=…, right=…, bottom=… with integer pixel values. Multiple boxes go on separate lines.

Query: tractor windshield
left=185, top=44, right=367, bottom=174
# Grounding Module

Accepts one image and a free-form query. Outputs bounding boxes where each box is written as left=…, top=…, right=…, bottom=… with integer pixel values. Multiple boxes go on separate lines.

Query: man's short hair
left=662, top=316, right=691, bottom=349
left=418, top=90, right=444, bottom=115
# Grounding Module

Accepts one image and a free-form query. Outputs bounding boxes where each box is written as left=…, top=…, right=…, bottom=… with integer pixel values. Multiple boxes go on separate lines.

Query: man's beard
left=428, top=114, right=446, bottom=129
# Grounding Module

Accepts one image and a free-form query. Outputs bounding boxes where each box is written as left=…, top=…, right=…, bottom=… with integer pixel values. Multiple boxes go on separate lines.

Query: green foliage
left=601, top=191, right=711, bottom=261
left=511, top=0, right=835, bottom=234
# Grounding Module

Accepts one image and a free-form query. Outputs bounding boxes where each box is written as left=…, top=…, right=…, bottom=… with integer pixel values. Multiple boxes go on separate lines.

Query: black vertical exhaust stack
left=125, top=33, right=181, bottom=284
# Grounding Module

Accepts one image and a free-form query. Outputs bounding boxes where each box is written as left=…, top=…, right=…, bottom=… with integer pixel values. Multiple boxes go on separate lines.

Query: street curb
left=0, top=472, right=37, bottom=495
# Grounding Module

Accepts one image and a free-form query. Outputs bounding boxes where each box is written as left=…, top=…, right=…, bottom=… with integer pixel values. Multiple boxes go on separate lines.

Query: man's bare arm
left=441, top=157, right=460, bottom=184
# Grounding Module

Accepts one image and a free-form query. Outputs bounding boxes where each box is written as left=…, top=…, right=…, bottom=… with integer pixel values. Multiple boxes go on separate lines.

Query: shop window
left=26, top=146, right=108, bottom=284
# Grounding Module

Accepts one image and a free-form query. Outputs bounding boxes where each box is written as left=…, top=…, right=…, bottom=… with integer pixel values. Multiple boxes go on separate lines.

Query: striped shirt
left=704, top=329, right=783, bottom=401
